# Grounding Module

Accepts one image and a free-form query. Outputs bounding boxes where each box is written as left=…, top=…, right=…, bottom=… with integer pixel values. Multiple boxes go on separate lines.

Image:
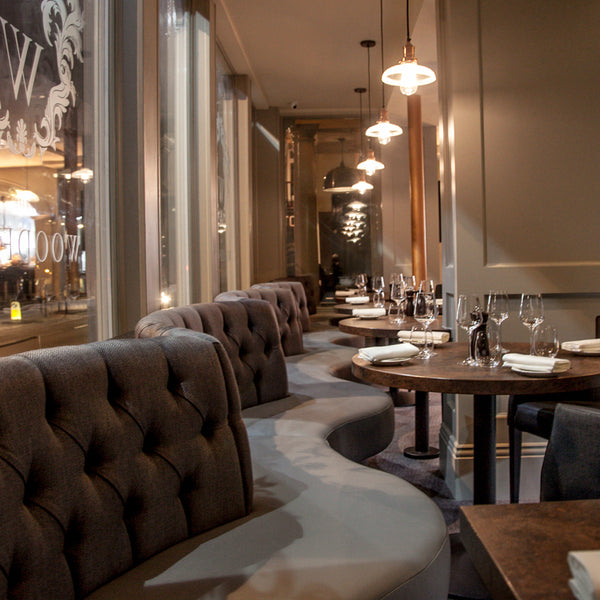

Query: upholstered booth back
left=214, top=288, right=304, bottom=355
left=271, top=275, right=318, bottom=315
left=252, top=281, right=310, bottom=332
left=0, top=335, right=252, bottom=599
left=135, top=299, right=289, bottom=409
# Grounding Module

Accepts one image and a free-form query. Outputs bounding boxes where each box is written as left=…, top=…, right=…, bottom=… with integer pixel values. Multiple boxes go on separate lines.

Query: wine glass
left=413, top=290, right=437, bottom=358
left=487, top=290, right=509, bottom=354
left=389, top=277, right=406, bottom=324
left=355, top=273, right=367, bottom=296
left=419, top=279, right=435, bottom=294
left=373, top=275, right=385, bottom=307
left=533, top=324, right=559, bottom=357
left=519, top=293, right=544, bottom=354
left=456, top=294, right=483, bottom=365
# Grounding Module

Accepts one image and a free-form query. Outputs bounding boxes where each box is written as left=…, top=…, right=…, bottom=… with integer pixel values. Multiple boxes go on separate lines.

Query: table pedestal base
left=402, top=390, right=440, bottom=460
left=403, top=445, right=440, bottom=459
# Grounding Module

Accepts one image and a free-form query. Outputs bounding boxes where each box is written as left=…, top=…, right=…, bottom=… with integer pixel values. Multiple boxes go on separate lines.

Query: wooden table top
left=460, top=500, right=600, bottom=600
left=338, top=316, right=447, bottom=337
left=351, top=342, right=600, bottom=396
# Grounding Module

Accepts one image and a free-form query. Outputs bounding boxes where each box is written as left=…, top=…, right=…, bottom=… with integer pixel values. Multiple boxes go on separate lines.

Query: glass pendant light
left=381, top=0, right=436, bottom=95
left=352, top=87, right=374, bottom=194
left=366, top=0, right=402, bottom=144
left=322, top=138, right=361, bottom=193
left=357, top=40, right=384, bottom=175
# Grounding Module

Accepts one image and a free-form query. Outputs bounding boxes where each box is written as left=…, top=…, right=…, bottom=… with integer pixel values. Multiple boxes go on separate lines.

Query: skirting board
left=439, top=421, right=546, bottom=503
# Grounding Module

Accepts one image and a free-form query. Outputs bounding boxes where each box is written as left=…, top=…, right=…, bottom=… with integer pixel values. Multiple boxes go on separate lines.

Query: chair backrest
left=0, top=335, right=252, bottom=599
left=541, top=403, right=600, bottom=501
left=215, top=287, right=304, bottom=355
left=253, top=281, right=310, bottom=331
left=135, top=299, right=289, bottom=408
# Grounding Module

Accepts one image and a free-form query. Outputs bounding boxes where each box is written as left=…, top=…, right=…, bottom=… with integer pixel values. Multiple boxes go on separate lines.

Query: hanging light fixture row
left=381, top=0, right=436, bottom=95
left=352, top=87, right=374, bottom=194
left=322, top=137, right=361, bottom=193
left=357, top=40, right=384, bottom=175
left=365, top=0, right=402, bottom=145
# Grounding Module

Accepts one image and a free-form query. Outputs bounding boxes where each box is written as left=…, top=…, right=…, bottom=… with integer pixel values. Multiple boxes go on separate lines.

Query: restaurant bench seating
left=134, top=298, right=451, bottom=599
left=214, top=286, right=304, bottom=355
left=0, top=334, right=253, bottom=599
left=251, top=280, right=311, bottom=331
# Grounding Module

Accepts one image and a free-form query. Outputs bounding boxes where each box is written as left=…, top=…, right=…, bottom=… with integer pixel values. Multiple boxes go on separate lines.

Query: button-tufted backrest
left=135, top=299, right=289, bottom=409
left=0, top=335, right=252, bottom=600
left=252, top=281, right=310, bottom=332
left=214, top=288, right=304, bottom=355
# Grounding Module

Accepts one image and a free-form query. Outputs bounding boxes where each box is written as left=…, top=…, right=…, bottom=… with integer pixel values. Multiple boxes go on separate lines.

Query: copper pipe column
left=407, top=94, right=427, bottom=282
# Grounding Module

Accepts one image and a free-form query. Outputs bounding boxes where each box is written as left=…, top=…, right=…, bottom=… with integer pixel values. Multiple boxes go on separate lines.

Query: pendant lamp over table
left=322, top=137, right=361, bottom=193
left=365, top=0, right=403, bottom=144
left=381, top=0, right=436, bottom=95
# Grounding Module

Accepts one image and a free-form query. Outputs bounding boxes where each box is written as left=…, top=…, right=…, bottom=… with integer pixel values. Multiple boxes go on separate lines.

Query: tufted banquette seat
left=133, top=299, right=451, bottom=599
left=214, top=287, right=304, bottom=355
left=0, top=334, right=252, bottom=599
left=251, top=280, right=311, bottom=331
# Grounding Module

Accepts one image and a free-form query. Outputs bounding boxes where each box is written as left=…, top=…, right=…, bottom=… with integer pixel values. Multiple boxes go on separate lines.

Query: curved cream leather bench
left=133, top=299, right=451, bottom=599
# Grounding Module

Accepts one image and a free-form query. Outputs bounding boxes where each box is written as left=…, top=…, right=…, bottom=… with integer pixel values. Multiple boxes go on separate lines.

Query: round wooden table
left=352, top=342, right=600, bottom=504
left=338, top=316, right=449, bottom=344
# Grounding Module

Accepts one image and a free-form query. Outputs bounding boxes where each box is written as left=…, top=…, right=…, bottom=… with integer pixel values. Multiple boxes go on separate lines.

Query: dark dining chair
left=541, top=403, right=600, bottom=501
left=508, top=316, right=600, bottom=503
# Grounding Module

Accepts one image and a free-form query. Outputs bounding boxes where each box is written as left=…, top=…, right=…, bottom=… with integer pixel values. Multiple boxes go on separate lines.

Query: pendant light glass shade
left=357, top=148, right=384, bottom=176
left=352, top=171, right=374, bottom=194
left=365, top=107, right=403, bottom=145
left=322, top=138, right=361, bottom=193
left=381, top=41, right=436, bottom=95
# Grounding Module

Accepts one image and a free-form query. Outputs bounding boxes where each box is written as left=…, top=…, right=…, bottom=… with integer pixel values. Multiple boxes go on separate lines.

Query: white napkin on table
left=346, top=296, right=370, bottom=304
left=502, top=353, right=571, bottom=373
left=352, top=307, right=386, bottom=318
left=568, top=550, right=600, bottom=600
left=335, top=290, right=356, bottom=297
left=397, top=330, right=450, bottom=344
left=358, top=343, right=419, bottom=363
left=562, top=339, right=600, bottom=353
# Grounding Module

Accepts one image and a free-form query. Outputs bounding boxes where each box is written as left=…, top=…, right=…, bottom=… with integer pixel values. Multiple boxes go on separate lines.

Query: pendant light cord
left=406, top=0, right=411, bottom=42
left=379, top=0, right=385, bottom=108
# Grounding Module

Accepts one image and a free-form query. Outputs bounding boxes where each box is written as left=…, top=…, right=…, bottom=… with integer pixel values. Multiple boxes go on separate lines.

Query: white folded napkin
left=358, top=343, right=419, bottom=363
left=397, top=330, right=450, bottom=344
left=568, top=550, right=600, bottom=600
left=563, top=338, right=600, bottom=353
left=335, top=290, right=356, bottom=297
left=346, top=296, right=370, bottom=304
left=352, top=307, right=386, bottom=318
left=502, top=353, right=571, bottom=373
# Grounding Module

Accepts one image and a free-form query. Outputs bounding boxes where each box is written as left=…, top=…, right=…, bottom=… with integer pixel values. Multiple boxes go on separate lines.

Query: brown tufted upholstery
left=135, top=299, right=289, bottom=409
left=214, top=288, right=304, bottom=355
left=252, top=281, right=311, bottom=332
left=271, top=275, right=318, bottom=314
left=0, top=335, right=252, bottom=599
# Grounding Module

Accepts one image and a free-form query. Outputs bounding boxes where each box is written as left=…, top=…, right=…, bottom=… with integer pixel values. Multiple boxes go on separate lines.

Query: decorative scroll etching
left=0, top=0, right=83, bottom=159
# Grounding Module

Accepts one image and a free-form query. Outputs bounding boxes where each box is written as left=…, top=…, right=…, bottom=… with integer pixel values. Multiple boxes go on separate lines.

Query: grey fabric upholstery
left=215, top=287, right=304, bottom=355
left=271, top=274, right=318, bottom=315
left=252, top=281, right=311, bottom=331
left=130, top=302, right=450, bottom=599
left=508, top=388, right=600, bottom=502
left=0, top=335, right=252, bottom=599
left=541, top=403, right=600, bottom=501
left=135, top=299, right=288, bottom=409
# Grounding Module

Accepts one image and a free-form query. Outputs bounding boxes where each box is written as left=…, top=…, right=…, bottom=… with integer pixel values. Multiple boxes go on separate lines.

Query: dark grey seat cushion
left=0, top=335, right=252, bottom=599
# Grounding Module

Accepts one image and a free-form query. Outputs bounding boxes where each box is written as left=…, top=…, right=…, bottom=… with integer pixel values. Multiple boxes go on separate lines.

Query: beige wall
left=437, top=0, right=600, bottom=501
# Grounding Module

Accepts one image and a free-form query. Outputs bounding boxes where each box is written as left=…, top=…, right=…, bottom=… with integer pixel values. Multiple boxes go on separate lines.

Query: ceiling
left=217, top=0, right=440, bottom=144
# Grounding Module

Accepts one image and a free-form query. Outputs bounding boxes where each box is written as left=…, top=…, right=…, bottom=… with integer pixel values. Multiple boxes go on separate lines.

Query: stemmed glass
left=413, top=289, right=437, bottom=358
left=456, top=294, right=484, bottom=365
left=389, top=276, right=406, bottom=324
left=373, top=275, right=385, bottom=307
left=519, top=293, right=544, bottom=354
left=355, top=273, right=367, bottom=296
left=487, top=290, right=509, bottom=354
